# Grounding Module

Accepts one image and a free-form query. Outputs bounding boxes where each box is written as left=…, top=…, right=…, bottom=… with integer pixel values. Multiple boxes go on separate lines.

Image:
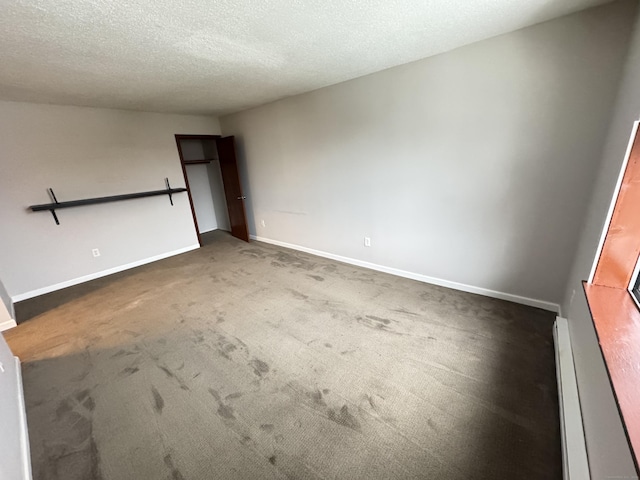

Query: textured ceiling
left=0, top=0, right=614, bottom=115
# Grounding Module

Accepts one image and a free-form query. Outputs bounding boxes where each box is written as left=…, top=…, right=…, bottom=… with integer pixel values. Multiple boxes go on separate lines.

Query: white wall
left=560, top=3, right=640, bottom=478
left=0, top=101, right=220, bottom=300
left=208, top=161, right=231, bottom=232
left=180, top=139, right=230, bottom=234
left=0, top=303, right=11, bottom=328
left=221, top=1, right=636, bottom=307
left=0, top=334, right=31, bottom=480
left=185, top=160, right=231, bottom=234
left=0, top=278, right=14, bottom=326
left=186, top=164, right=219, bottom=233
left=0, top=297, right=14, bottom=332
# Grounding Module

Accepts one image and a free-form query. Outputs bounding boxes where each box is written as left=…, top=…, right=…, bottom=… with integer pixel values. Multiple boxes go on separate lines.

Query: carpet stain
left=308, top=389, right=326, bottom=406
left=121, top=366, right=139, bottom=376
left=365, top=315, right=392, bottom=325
left=163, top=454, right=185, bottom=480
left=218, top=337, right=238, bottom=355
left=328, top=405, right=361, bottom=432
left=75, top=389, right=91, bottom=401
left=391, top=308, right=418, bottom=316
left=157, top=363, right=190, bottom=391
left=272, top=251, right=316, bottom=270
left=427, top=418, right=438, bottom=432
left=193, top=330, right=206, bottom=343
left=260, top=424, right=275, bottom=433
left=217, top=402, right=236, bottom=419
left=365, top=394, right=376, bottom=410
left=55, top=399, right=73, bottom=419
left=251, top=358, right=270, bottom=377
left=83, top=396, right=96, bottom=412
left=239, top=248, right=267, bottom=259
left=356, top=315, right=402, bottom=335
left=307, top=275, right=325, bottom=282
left=72, top=369, right=91, bottom=382
left=217, top=348, right=231, bottom=360
left=151, top=387, right=164, bottom=414
left=289, top=289, right=309, bottom=300
left=234, top=336, right=248, bottom=349
left=208, top=388, right=236, bottom=420
left=208, top=388, right=221, bottom=401
left=70, top=413, right=92, bottom=442
left=268, top=455, right=276, bottom=465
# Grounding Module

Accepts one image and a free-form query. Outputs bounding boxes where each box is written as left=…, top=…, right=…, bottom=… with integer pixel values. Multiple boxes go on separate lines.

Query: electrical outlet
left=364, top=237, right=371, bottom=247
left=92, top=248, right=101, bottom=257
left=261, top=219, right=266, bottom=227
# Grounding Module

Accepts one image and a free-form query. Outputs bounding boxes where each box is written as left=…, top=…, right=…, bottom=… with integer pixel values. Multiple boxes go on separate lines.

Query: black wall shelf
left=29, top=178, right=186, bottom=225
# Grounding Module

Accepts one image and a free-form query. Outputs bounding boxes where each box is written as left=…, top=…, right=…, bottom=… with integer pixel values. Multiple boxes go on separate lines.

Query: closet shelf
left=29, top=178, right=186, bottom=225
left=183, top=159, right=216, bottom=164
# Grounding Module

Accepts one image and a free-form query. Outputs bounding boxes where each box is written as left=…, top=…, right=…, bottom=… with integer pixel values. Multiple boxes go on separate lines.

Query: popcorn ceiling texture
left=0, top=0, right=612, bottom=115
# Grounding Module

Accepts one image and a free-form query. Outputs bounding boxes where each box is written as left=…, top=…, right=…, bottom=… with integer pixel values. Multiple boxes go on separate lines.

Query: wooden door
left=217, top=136, right=250, bottom=242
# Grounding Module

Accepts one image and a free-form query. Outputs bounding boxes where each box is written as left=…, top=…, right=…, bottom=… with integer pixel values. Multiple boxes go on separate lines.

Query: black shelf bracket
left=47, top=187, right=61, bottom=225
left=29, top=178, right=187, bottom=225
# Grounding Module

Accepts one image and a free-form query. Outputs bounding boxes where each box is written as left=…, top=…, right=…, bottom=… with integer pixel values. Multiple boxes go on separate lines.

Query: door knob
left=237, top=196, right=246, bottom=200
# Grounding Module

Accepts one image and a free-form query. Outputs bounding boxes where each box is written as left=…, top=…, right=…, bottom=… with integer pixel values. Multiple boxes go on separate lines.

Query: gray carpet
left=6, top=230, right=561, bottom=479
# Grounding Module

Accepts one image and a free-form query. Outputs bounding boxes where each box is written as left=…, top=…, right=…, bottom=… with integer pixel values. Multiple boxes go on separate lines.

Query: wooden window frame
left=584, top=121, right=640, bottom=473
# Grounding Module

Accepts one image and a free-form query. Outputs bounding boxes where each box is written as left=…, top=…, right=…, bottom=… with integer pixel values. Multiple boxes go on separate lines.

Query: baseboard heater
left=0, top=334, right=33, bottom=480
left=554, top=317, right=590, bottom=480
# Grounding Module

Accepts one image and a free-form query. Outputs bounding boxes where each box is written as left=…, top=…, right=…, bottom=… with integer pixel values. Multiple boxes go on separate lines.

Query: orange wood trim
left=584, top=282, right=640, bottom=471
left=175, top=134, right=204, bottom=247
left=593, top=130, right=640, bottom=288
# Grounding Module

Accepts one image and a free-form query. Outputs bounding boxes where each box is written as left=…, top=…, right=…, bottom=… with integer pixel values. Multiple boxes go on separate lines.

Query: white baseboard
left=11, top=244, right=200, bottom=303
left=0, top=320, right=17, bottom=332
left=251, top=235, right=560, bottom=312
left=554, top=317, right=590, bottom=480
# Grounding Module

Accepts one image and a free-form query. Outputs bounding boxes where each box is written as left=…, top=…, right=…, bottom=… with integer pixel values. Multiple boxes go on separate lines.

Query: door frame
left=174, top=134, right=221, bottom=246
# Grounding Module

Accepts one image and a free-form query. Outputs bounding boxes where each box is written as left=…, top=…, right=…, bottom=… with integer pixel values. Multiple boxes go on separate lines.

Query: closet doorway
left=175, top=134, right=249, bottom=245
